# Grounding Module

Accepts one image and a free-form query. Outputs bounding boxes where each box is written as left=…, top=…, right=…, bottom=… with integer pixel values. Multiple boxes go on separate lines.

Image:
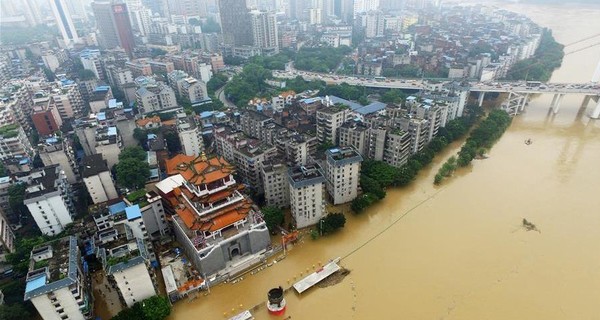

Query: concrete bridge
left=273, top=70, right=600, bottom=118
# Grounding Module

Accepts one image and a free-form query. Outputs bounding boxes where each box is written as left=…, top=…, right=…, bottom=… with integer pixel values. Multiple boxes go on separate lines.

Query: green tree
left=8, top=183, right=27, bottom=217
left=119, top=146, right=147, bottom=162
left=201, top=17, right=221, bottom=33
left=261, top=206, right=284, bottom=233
left=140, top=295, right=171, bottom=320
left=321, top=213, right=346, bottom=234
left=164, top=131, right=182, bottom=154
left=133, top=128, right=148, bottom=146
left=0, top=303, right=32, bottom=320
left=351, top=193, right=379, bottom=213
left=0, top=162, right=6, bottom=176
left=77, top=69, right=97, bottom=81
left=207, top=73, right=228, bottom=94
left=116, top=158, right=150, bottom=190
left=7, top=236, right=47, bottom=274
left=112, top=295, right=171, bottom=320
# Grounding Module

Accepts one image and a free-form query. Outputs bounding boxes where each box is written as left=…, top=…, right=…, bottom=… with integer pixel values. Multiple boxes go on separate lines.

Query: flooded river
left=170, top=2, right=600, bottom=319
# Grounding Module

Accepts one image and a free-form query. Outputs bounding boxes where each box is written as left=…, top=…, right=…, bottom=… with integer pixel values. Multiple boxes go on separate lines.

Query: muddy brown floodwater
left=170, top=3, right=600, bottom=319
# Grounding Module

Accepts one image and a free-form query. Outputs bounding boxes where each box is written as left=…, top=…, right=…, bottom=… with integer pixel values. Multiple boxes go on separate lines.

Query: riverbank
left=504, top=29, right=565, bottom=81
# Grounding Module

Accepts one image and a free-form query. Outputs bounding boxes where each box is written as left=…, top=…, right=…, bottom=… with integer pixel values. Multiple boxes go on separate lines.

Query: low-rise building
left=24, top=236, right=93, bottom=320
left=39, top=136, right=78, bottom=184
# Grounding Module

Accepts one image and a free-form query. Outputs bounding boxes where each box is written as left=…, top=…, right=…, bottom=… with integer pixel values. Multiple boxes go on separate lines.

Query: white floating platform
left=293, top=257, right=341, bottom=294
left=229, top=310, right=253, bottom=320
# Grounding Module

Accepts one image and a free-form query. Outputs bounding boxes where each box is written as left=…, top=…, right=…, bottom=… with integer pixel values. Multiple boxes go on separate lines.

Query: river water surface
left=170, top=2, right=600, bottom=319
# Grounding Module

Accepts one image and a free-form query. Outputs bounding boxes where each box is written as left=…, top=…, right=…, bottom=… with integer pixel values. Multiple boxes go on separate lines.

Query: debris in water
left=522, top=218, right=540, bottom=233
left=317, top=268, right=351, bottom=288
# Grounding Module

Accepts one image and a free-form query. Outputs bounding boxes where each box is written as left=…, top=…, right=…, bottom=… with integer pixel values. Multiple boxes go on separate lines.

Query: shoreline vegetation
left=434, top=109, right=512, bottom=185
left=504, top=29, right=565, bottom=82
left=350, top=105, right=483, bottom=214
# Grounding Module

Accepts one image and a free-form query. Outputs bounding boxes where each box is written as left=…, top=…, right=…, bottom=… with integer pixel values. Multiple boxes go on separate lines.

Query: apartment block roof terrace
left=288, top=164, right=326, bottom=189
left=24, top=236, right=79, bottom=301
left=326, top=147, right=363, bottom=166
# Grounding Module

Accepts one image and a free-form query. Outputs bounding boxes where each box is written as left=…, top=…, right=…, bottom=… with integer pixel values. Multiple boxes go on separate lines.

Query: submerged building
left=156, top=154, right=270, bottom=277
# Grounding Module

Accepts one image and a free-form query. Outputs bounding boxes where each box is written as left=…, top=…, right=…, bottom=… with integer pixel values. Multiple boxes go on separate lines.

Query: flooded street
left=170, top=3, right=600, bottom=319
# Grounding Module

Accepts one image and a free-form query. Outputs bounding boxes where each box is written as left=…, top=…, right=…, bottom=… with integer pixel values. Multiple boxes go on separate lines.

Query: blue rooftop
left=97, top=112, right=106, bottom=121
left=147, top=133, right=157, bottom=140
left=328, top=96, right=362, bottom=111
left=46, top=137, right=58, bottom=144
left=149, top=168, right=159, bottom=179
left=25, top=275, right=46, bottom=294
left=95, top=86, right=110, bottom=92
left=108, top=99, right=117, bottom=109
left=19, top=158, right=29, bottom=165
left=300, top=97, right=321, bottom=104
left=200, top=111, right=213, bottom=118
left=0, top=177, right=10, bottom=184
left=108, top=201, right=127, bottom=215
left=107, top=127, right=117, bottom=136
left=355, top=101, right=386, bottom=115
left=125, top=205, right=142, bottom=220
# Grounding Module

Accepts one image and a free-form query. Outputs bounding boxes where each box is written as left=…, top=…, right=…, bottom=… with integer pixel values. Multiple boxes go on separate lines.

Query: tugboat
left=266, top=286, right=286, bottom=316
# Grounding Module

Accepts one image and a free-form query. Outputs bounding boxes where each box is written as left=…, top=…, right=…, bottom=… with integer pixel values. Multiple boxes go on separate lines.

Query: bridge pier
left=552, top=94, right=565, bottom=114
left=519, top=94, right=529, bottom=112
left=590, top=99, right=600, bottom=119
left=478, top=92, right=485, bottom=107
left=593, top=59, right=600, bottom=83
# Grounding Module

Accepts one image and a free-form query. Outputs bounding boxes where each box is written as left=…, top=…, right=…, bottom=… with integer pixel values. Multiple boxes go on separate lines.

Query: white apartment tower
left=250, top=10, right=279, bottom=52
left=176, top=113, right=204, bottom=157
left=82, top=154, right=119, bottom=204
left=50, top=0, right=81, bottom=48
left=288, top=164, right=326, bottom=229
left=23, top=165, right=75, bottom=236
left=325, top=147, right=363, bottom=205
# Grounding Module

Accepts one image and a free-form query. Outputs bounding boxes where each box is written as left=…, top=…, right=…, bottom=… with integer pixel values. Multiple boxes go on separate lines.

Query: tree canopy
left=207, top=73, right=228, bottom=94
left=321, top=213, right=346, bottom=234
left=0, top=303, right=31, bottom=320
left=119, top=146, right=147, bottom=162
left=112, top=295, right=171, bottom=320
left=261, top=206, right=284, bottom=233
left=116, top=158, right=150, bottom=190
left=224, top=63, right=272, bottom=107
left=294, top=46, right=352, bottom=72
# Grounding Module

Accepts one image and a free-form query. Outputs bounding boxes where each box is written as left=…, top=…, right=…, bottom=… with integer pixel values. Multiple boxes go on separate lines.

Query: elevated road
left=272, top=70, right=600, bottom=117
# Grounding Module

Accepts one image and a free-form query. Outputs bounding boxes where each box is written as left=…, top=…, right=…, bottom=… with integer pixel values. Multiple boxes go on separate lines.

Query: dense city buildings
left=92, top=1, right=136, bottom=56
left=82, top=154, right=119, bottom=204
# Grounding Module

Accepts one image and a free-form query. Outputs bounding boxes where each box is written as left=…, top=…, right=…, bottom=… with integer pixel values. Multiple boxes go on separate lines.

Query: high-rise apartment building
left=219, top=0, right=253, bottom=46
left=24, top=237, right=93, bottom=320
left=288, top=164, right=326, bottom=229
left=250, top=10, right=279, bottom=51
left=92, top=1, right=136, bottom=56
left=50, top=0, right=81, bottom=48
left=325, top=147, right=362, bottom=205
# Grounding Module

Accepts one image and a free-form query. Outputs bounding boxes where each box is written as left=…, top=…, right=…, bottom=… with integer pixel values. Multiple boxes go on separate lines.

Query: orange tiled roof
left=165, top=154, right=234, bottom=185
left=175, top=195, right=253, bottom=231
left=162, top=119, right=177, bottom=126
left=136, top=115, right=161, bottom=127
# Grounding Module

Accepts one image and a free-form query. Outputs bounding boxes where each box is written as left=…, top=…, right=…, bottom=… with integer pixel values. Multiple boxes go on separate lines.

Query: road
left=215, top=85, right=236, bottom=109
left=272, top=70, right=600, bottom=95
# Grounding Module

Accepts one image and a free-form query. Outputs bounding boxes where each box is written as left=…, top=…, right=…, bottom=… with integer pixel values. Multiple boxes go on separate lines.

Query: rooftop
left=24, top=236, right=79, bottom=301
left=165, top=154, right=234, bottom=186
left=288, top=164, right=326, bottom=188
left=326, top=147, right=363, bottom=166
left=81, top=154, right=109, bottom=178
